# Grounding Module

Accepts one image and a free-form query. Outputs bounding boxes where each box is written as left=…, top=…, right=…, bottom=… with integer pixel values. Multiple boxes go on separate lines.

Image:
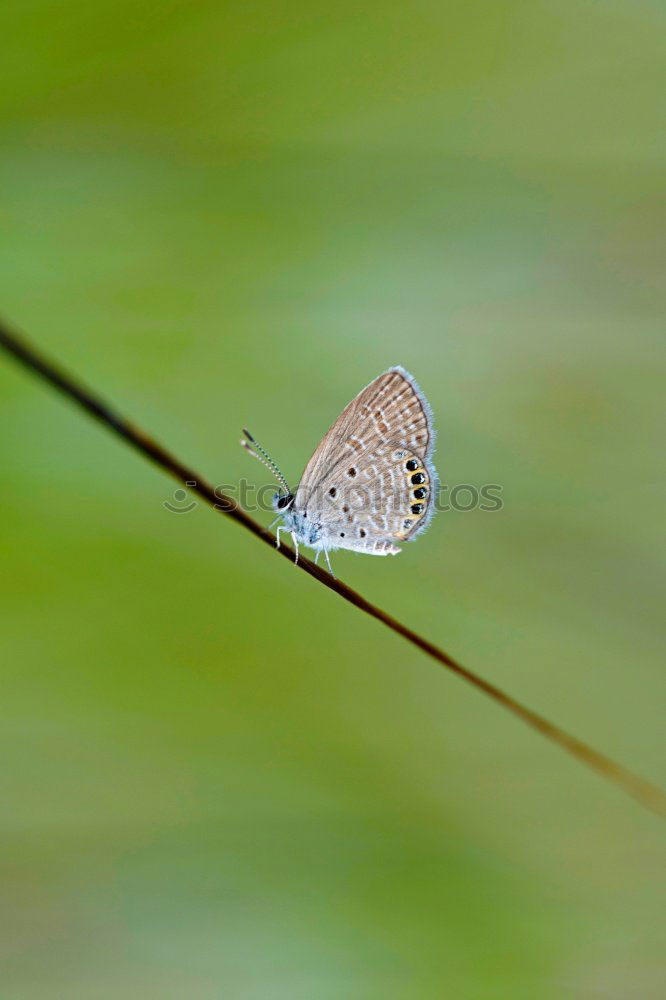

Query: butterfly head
left=272, top=491, right=294, bottom=513
left=272, top=494, right=323, bottom=548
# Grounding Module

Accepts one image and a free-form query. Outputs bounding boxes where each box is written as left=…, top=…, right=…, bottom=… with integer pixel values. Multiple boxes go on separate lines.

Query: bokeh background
left=1, top=2, right=664, bottom=997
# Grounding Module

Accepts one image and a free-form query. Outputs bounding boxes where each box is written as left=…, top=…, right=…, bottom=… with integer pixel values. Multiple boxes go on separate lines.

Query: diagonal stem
left=1, top=318, right=664, bottom=818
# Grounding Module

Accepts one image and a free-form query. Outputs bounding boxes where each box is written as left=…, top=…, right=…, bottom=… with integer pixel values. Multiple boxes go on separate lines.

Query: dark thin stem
left=1, top=318, right=664, bottom=819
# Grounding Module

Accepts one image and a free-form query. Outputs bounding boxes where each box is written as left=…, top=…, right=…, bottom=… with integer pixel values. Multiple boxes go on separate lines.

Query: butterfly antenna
left=240, top=428, right=291, bottom=494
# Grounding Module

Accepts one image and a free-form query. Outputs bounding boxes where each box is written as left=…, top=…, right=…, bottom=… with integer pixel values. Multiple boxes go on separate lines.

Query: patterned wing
left=295, top=367, right=437, bottom=554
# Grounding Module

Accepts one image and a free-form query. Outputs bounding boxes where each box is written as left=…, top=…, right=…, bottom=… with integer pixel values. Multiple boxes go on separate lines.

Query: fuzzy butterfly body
left=242, top=366, right=437, bottom=574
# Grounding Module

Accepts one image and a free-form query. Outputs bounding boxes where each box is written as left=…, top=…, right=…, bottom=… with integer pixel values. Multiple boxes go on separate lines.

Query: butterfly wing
left=295, top=366, right=437, bottom=554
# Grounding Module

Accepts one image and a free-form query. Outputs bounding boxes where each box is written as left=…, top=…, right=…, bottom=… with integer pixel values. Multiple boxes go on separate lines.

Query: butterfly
left=241, top=366, right=438, bottom=575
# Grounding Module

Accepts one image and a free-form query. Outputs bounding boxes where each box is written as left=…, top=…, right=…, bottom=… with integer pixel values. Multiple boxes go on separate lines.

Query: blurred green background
left=1, top=2, right=664, bottom=997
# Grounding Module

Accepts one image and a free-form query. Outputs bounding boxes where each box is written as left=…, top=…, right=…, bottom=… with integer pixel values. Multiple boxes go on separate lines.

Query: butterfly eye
left=276, top=493, right=293, bottom=510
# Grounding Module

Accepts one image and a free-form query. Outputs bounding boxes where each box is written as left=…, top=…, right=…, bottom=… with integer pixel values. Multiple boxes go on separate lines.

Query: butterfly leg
left=323, top=549, right=335, bottom=578
left=314, top=550, right=320, bottom=566
left=291, top=532, right=299, bottom=565
left=275, top=525, right=284, bottom=549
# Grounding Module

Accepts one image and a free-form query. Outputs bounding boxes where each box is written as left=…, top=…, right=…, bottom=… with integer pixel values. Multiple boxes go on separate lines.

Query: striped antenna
left=240, top=428, right=291, bottom=495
